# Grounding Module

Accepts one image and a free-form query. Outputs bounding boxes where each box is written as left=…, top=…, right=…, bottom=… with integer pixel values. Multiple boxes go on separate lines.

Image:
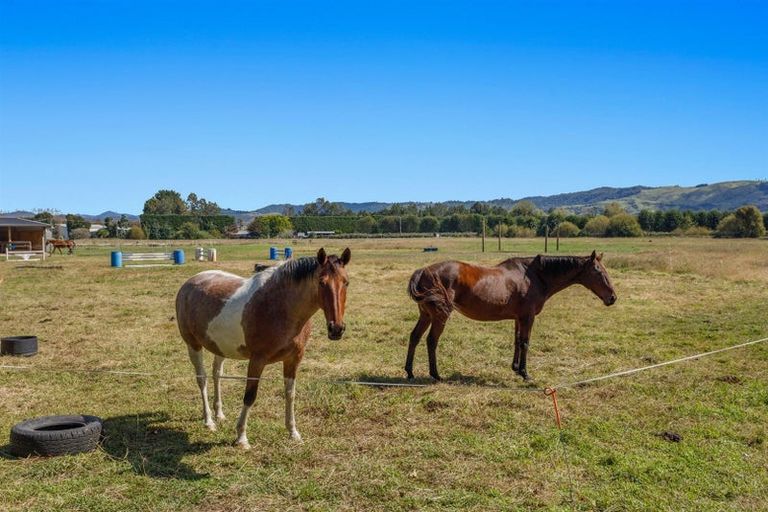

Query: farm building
left=0, top=217, right=49, bottom=260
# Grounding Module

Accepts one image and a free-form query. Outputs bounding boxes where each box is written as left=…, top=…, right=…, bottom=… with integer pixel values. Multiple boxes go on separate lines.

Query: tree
left=606, top=214, right=643, bottom=237
left=470, top=202, right=490, bottom=215
left=419, top=216, right=440, bottom=233
left=401, top=214, right=420, bottom=233
left=143, top=190, right=188, bottom=215
left=128, top=225, right=147, bottom=239
left=377, top=216, right=399, bottom=233
left=493, top=223, right=509, bottom=237
left=65, top=214, right=90, bottom=235
left=356, top=216, right=378, bottom=234
left=510, top=201, right=537, bottom=217
left=662, top=210, right=689, bottom=232
left=716, top=205, right=766, bottom=238
left=187, top=193, right=221, bottom=215
left=734, top=205, right=765, bottom=238
left=301, top=197, right=351, bottom=216
left=602, top=202, right=625, bottom=218
left=583, top=215, right=610, bottom=236
left=177, top=222, right=203, bottom=239
left=637, top=209, right=655, bottom=232
left=247, top=215, right=293, bottom=238
left=556, top=221, right=580, bottom=237
left=32, top=211, right=54, bottom=225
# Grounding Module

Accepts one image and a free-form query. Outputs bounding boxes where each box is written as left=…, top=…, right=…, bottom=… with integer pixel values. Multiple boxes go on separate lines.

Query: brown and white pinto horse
left=176, top=248, right=351, bottom=449
left=406, top=251, right=616, bottom=381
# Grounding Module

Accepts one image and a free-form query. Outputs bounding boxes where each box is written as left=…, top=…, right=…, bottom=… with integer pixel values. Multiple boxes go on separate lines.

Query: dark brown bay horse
left=176, top=248, right=351, bottom=449
left=406, top=251, right=616, bottom=381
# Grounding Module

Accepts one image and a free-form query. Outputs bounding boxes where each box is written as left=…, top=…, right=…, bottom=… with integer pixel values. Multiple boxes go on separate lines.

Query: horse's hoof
left=290, top=431, right=303, bottom=442
left=216, top=413, right=226, bottom=421
left=406, top=371, right=415, bottom=380
left=234, top=439, right=251, bottom=450
left=430, top=374, right=442, bottom=382
left=205, top=421, right=217, bottom=431
left=512, top=363, right=520, bottom=372
left=520, top=372, right=530, bottom=381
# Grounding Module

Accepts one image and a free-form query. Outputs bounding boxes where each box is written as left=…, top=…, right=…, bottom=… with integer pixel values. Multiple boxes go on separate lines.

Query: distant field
left=0, top=237, right=766, bottom=511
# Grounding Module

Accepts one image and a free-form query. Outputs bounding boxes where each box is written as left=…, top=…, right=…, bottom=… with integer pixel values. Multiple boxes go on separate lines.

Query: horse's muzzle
left=327, top=322, right=346, bottom=340
left=604, top=294, right=617, bottom=306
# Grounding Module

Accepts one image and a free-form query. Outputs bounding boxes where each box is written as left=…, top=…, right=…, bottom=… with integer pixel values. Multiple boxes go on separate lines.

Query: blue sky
left=1, top=1, right=766, bottom=214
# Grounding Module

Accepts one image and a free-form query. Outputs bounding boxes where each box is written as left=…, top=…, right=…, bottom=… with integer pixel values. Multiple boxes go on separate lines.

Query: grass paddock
left=1, top=237, right=766, bottom=511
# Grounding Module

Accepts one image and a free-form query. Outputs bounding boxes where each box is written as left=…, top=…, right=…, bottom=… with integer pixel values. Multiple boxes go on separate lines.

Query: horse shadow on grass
left=100, top=411, right=215, bottom=480
left=353, top=371, right=537, bottom=390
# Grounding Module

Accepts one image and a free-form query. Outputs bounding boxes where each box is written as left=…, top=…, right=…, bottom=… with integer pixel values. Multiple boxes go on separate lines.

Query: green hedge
left=290, top=216, right=359, bottom=234
left=140, top=214, right=236, bottom=239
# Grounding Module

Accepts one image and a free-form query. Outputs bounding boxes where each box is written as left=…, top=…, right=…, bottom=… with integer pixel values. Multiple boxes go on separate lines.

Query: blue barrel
left=269, top=247, right=278, bottom=260
left=173, top=249, right=185, bottom=265
left=110, top=251, right=123, bottom=268
left=284, top=247, right=293, bottom=259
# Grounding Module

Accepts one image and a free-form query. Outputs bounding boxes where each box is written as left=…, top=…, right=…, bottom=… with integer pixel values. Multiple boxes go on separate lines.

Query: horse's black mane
left=276, top=256, right=320, bottom=281
left=534, top=255, right=587, bottom=275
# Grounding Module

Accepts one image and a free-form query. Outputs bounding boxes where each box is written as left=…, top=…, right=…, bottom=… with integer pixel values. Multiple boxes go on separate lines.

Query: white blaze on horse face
left=205, top=267, right=279, bottom=359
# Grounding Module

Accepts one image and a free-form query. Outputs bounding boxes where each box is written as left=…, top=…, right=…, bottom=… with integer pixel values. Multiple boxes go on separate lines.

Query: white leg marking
left=212, top=355, right=226, bottom=421
left=235, top=403, right=252, bottom=449
left=284, top=378, right=302, bottom=442
left=187, top=346, right=215, bottom=431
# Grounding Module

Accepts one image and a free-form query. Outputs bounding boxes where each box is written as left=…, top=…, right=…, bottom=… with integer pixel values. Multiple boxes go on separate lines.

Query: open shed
left=0, top=217, right=49, bottom=260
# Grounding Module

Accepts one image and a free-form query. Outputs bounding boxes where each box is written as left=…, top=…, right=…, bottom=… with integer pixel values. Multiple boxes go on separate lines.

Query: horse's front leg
left=283, top=355, right=304, bottom=442
left=512, top=320, right=521, bottom=372
left=235, top=357, right=266, bottom=450
left=517, top=316, right=534, bottom=381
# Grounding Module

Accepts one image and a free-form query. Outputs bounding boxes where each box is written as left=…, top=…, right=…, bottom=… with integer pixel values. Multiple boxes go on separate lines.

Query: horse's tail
left=408, top=267, right=453, bottom=317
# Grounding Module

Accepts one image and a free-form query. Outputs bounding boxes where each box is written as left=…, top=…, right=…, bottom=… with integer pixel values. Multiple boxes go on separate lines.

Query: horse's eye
left=594, top=265, right=600, bottom=271
left=344, top=281, right=349, bottom=288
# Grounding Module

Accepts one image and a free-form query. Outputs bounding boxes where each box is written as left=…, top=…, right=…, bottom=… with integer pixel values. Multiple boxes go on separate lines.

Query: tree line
left=24, top=191, right=768, bottom=240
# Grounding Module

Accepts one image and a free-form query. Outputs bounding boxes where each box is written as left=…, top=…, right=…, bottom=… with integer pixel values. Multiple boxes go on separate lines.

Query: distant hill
left=232, top=180, right=768, bottom=218
left=5, top=180, right=766, bottom=221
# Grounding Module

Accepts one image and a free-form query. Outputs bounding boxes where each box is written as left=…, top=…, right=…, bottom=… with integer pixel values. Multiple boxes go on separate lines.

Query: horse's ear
left=597, top=252, right=604, bottom=262
left=534, top=254, right=542, bottom=266
left=590, top=250, right=597, bottom=261
left=340, top=248, right=351, bottom=266
left=317, top=248, right=327, bottom=265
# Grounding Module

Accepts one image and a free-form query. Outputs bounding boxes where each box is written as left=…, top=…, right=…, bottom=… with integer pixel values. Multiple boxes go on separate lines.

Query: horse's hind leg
left=212, top=355, right=226, bottom=421
left=187, top=345, right=216, bottom=430
left=517, top=316, right=534, bottom=381
left=405, top=308, right=431, bottom=379
left=235, top=357, right=266, bottom=450
left=426, top=316, right=448, bottom=381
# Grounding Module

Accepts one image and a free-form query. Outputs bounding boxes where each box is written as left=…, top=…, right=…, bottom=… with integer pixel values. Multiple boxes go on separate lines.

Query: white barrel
left=208, top=248, right=217, bottom=262
left=195, top=247, right=204, bottom=261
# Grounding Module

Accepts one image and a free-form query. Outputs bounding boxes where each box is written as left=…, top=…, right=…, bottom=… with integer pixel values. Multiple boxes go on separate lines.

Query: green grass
left=0, top=237, right=766, bottom=511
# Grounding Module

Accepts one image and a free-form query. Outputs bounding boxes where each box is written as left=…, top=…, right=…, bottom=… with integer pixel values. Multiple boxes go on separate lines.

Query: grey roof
left=0, top=217, right=51, bottom=229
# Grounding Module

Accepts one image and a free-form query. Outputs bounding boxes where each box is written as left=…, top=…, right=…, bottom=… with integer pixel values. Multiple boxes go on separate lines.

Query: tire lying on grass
left=0, top=335, right=38, bottom=357
left=10, top=415, right=102, bottom=457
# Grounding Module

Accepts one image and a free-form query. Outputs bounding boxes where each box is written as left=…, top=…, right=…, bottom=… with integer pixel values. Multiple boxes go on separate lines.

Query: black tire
left=1, top=336, right=38, bottom=357
left=10, top=415, right=102, bottom=457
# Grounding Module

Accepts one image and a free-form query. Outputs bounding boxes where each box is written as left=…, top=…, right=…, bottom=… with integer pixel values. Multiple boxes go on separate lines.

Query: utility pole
left=544, top=224, right=549, bottom=253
